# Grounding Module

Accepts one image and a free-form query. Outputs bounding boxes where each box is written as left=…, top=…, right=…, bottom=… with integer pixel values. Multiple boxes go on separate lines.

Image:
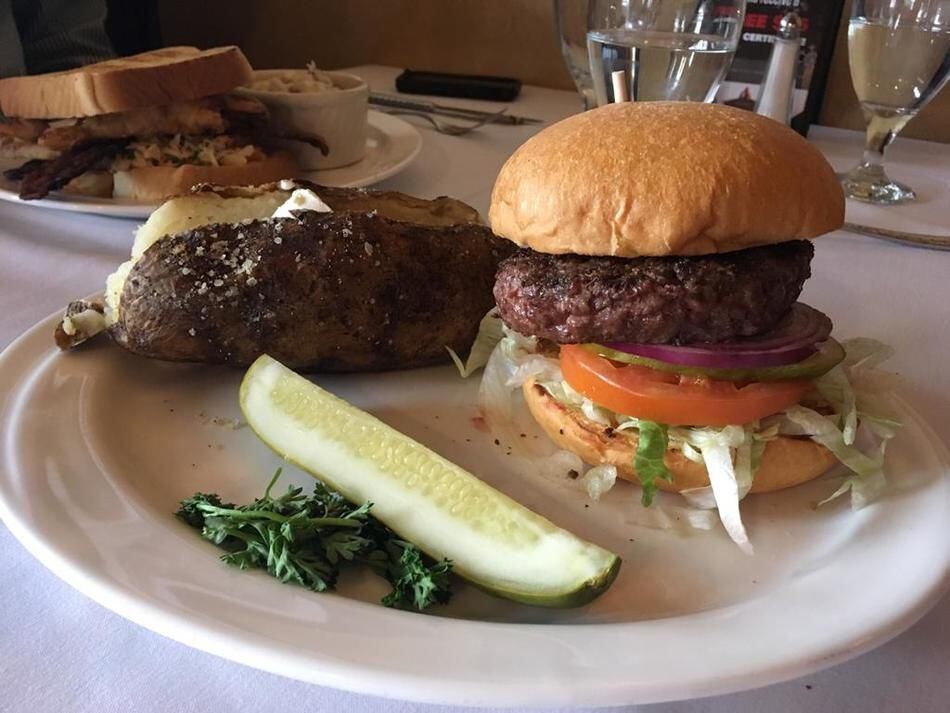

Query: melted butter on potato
left=272, top=189, right=332, bottom=219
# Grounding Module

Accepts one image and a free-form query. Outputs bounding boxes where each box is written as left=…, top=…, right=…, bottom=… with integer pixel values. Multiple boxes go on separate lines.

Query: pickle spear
left=240, top=355, right=620, bottom=607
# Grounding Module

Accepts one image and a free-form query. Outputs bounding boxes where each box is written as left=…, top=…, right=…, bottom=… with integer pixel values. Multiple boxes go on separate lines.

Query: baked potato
left=58, top=181, right=514, bottom=371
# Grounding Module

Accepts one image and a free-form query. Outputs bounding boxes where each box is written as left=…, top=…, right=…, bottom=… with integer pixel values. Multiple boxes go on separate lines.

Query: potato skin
left=112, top=210, right=513, bottom=371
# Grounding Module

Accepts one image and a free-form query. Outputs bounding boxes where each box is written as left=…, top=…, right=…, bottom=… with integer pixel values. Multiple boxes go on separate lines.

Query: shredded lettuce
left=478, top=335, right=539, bottom=455
left=696, top=437, right=753, bottom=555
left=751, top=423, right=778, bottom=474
left=476, top=332, right=901, bottom=552
left=842, top=337, right=895, bottom=370
left=477, top=332, right=585, bottom=477
left=582, top=464, right=617, bottom=501
left=579, top=463, right=719, bottom=532
left=536, top=449, right=587, bottom=481
left=633, top=421, right=671, bottom=507
left=566, top=455, right=720, bottom=531
left=539, top=379, right=613, bottom=424
left=819, top=468, right=887, bottom=509
left=623, top=497, right=719, bottom=531
left=782, top=405, right=891, bottom=509
left=815, top=364, right=858, bottom=443
left=783, top=406, right=883, bottom=474
left=482, top=332, right=766, bottom=550
left=447, top=309, right=504, bottom=378
left=793, top=338, right=899, bottom=508
left=673, top=425, right=754, bottom=554
left=680, top=439, right=704, bottom=463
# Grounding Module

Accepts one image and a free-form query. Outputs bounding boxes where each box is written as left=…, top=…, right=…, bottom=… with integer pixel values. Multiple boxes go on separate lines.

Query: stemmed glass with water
left=841, top=0, right=950, bottom=204
left=588, top=0, right=746, bottom=104
left=555, top=0, right=599, bottom=109
left=556, top=0, right=745, bottom=107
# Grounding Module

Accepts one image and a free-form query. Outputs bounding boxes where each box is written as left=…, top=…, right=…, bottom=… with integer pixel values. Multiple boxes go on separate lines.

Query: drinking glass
left=842, top=0, right=950, bottom=204
left=555, top=0, right=598, bottom=109
left=586, top=0, right=746, bottom=105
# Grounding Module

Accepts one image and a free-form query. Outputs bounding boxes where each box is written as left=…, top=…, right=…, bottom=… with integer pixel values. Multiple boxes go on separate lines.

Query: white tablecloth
left=1, top=66, right=948, bottom=713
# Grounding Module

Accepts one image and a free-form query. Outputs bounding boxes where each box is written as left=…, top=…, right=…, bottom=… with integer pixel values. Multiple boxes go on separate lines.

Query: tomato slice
left=560, top=344, right=811, bottom=426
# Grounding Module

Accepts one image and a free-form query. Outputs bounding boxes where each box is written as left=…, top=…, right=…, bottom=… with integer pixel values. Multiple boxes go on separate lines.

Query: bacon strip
left=11, top=139, right=127, bottom=200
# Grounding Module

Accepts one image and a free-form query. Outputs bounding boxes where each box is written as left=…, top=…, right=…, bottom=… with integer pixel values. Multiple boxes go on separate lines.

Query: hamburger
left=480, top=102, right=896, bottom=552
left=0, top=46, right=302, bottom=202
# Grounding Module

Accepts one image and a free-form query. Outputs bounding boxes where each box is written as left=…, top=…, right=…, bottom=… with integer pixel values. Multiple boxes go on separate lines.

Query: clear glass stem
left=841, top=111, right=918, bottom=205
left=862, top=114, right=894, bottom=168
left=580, top=87, right=597, bottom=111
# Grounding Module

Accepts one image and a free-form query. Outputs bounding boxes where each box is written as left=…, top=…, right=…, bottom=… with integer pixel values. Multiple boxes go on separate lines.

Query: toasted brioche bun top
left=523, top=379, right=838, bottom=494
left=489, top=102, right=844, bottom=258
left=0, top=46, right=253, bottom=119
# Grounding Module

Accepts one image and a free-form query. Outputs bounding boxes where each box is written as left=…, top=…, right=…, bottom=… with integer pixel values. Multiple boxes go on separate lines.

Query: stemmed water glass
left=841, top=0, right=950, bottom=204
left=585, top=0, right=746, bottom=105
left=555, top=0, right=598, bottom=109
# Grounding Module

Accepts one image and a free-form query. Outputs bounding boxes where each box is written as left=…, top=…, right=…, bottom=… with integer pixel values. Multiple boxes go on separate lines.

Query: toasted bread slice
left=111, top=153, right=298, bottom=202
left=0, top=47, right=253, bottom=119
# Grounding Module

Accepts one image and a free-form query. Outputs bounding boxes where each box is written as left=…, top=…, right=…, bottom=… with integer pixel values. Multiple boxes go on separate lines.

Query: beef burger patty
left=494, top=241, right=814, bottom=345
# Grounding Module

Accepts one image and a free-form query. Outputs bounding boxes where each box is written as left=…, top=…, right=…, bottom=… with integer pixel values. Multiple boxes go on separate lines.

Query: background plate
left=0, top=311, right=947, bottom=707
left=0, top=111, right=421, bottom=220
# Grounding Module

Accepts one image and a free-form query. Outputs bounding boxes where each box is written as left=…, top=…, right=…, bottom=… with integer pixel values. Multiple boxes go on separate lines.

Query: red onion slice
left=606, top=303, right=833, bottom=370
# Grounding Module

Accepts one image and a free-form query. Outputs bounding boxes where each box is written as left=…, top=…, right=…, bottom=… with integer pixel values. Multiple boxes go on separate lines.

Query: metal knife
left=369, top=93, right=543, bottom=125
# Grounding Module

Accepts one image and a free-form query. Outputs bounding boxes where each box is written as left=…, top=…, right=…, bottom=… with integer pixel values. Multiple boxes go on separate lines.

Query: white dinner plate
left=0, top=111, right=422, bottom=220
left=0, top=311, right=948, bottom=707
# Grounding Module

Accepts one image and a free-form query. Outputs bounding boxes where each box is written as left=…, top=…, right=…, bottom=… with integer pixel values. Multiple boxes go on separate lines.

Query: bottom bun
left=523, top=379, right=838, bottom=494
left=112, top=153, right=299, bottom=201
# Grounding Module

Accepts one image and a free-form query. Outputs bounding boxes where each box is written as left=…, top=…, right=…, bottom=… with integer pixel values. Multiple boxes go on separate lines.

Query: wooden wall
left=159, top=0, right=950, bottom=142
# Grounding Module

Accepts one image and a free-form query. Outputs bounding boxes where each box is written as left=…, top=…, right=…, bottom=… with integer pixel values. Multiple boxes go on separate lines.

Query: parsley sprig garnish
left=177, top=470, right=453, bottom=611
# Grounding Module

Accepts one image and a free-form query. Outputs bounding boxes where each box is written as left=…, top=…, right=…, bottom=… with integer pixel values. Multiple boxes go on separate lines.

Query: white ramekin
left=236, top=70, right=369, bottom=170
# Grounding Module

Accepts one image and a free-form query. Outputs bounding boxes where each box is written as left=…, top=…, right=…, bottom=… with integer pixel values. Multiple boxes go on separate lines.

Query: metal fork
left=844, top=222, right=950, bottom=251
left=378, top=107, right=509, bottom=136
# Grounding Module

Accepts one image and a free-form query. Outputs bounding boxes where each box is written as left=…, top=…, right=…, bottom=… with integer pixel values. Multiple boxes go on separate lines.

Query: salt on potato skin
left=109, top=185, right=513, bottom=372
